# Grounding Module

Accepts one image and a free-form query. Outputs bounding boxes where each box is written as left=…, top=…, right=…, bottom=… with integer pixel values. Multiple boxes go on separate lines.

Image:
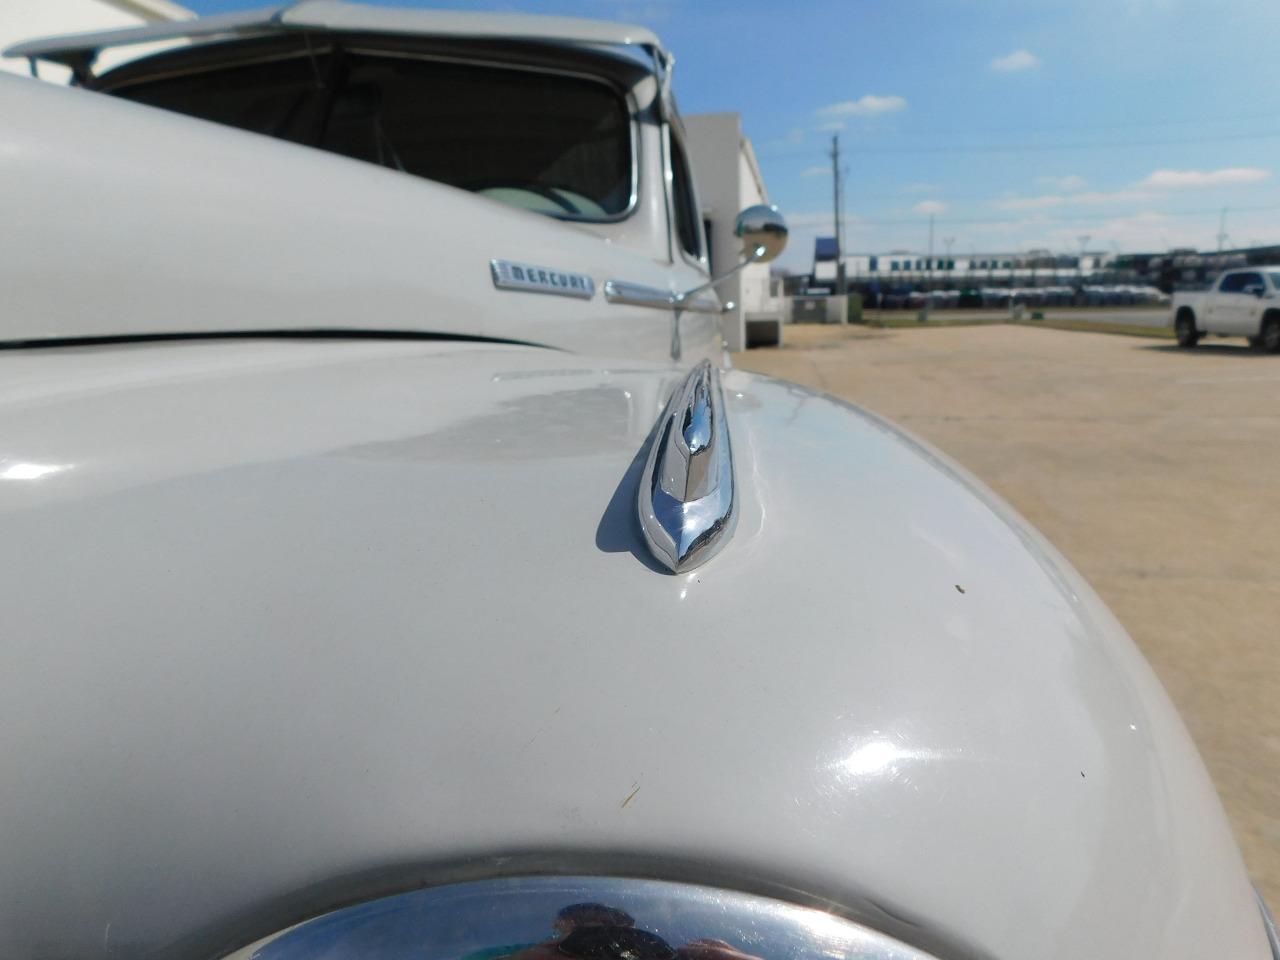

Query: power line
left=841, top=202, right=1280, bottom=227
left=904, top=107, right=1280, bottom=138
left=763, top=107, right=1280, bottom=154
left=760, top=128, right=1280, bottom=159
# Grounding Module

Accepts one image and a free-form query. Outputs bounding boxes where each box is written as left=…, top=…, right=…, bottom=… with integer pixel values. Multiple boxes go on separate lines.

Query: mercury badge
left=490, top=260, right=596, bottom=300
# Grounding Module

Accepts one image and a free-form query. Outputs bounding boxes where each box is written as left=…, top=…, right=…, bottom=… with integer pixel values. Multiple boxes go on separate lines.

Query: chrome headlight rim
left=221, top=874, right=949, bottom=960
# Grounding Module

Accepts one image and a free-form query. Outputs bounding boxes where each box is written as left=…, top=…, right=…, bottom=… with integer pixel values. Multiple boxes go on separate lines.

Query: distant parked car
left=1171, top=268, right=1280, bottom=351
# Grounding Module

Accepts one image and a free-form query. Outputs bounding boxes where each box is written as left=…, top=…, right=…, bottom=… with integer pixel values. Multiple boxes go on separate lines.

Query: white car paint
left=0, top=337, right=1271, bottom=960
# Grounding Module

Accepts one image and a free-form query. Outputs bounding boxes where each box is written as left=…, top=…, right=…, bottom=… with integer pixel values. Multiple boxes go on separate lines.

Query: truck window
left=108, top=51, right=634, bottom=222
left=1222, top=271, right=1263, bottom=293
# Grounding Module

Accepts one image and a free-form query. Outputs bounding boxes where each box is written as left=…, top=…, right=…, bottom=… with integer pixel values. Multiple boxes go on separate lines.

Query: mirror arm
left=673, top=244, right=766, bottom=310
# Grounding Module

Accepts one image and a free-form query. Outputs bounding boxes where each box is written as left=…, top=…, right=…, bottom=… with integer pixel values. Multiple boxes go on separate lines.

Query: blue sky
left=183, top=0, right=1280, bottom=270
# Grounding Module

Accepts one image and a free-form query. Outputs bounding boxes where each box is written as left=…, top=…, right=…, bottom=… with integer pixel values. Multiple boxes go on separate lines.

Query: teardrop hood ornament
left=638, top=360, right=737, bottom=573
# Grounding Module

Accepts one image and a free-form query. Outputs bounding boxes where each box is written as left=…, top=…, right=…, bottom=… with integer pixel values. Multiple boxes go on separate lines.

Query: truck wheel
left=1262, top=315, right=1280, bottom=353
left=1175, top=310, right=1199, bottom=347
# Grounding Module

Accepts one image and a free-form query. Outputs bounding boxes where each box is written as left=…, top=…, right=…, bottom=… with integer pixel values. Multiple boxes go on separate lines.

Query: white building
left=837, top=247, right=1112, bottom=286
left=684, top=112, right=784, bottom=350
left=1, top=0, right=192, bottom=83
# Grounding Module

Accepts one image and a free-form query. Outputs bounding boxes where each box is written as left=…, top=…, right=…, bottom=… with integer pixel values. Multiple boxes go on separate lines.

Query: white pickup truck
left=1171, top=268, right=1280, bottom=350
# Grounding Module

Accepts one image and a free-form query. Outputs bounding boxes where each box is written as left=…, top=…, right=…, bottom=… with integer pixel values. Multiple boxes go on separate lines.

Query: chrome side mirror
left=735, top=204, right=788, bottom=263
left=675, top=206, right=788, bottom=309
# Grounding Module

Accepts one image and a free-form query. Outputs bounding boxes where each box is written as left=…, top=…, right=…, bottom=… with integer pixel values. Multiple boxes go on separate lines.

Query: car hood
left=0, top=340, right=1266, bottom=960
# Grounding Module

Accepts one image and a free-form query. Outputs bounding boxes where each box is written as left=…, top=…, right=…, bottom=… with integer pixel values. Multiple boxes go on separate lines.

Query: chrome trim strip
left=221, top=875, right=944, bottom=960
left=603, top=280, right=719, bottom=313
left=602, top=279, right=673, bottom=309
left=1259, top=883, right=1280, bottom=960
left=638, top=360, right=736, bottom=573
left=491, top=260, right=596, bottom=299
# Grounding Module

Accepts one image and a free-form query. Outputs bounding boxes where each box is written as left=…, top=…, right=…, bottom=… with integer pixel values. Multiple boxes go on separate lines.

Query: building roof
left=814, top=237, right=838, bottom=261
left=6, top=0, right=663, bottom=69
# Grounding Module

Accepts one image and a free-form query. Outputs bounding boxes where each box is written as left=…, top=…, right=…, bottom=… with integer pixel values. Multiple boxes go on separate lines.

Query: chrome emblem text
left=490, top=260, right=596, bottom=300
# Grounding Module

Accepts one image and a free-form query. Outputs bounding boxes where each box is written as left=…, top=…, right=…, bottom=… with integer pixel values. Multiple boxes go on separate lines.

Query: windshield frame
left=99, top=40, right=642, bottom=225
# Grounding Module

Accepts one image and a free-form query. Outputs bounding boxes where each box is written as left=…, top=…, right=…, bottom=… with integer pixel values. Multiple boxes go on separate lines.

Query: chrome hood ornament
left=638, top=360, right=737, bottom=573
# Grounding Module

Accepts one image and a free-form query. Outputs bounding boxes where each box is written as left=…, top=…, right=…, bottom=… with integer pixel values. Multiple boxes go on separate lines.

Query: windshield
left=109, top=50, right=634, bottom=221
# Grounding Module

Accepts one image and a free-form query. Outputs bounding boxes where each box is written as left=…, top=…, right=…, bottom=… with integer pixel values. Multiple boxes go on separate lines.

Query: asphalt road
left=886, top=307, right=1171, bottom=328
left=736, top=323, right=1280, bottom=909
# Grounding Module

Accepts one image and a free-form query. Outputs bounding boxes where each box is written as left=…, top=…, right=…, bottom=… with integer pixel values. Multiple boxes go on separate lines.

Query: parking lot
left=736, top=322, right=1280, bottom=905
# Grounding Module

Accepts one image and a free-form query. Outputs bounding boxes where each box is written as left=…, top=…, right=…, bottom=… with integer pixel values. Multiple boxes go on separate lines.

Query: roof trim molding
left=5, top=0, right=665, bottom=73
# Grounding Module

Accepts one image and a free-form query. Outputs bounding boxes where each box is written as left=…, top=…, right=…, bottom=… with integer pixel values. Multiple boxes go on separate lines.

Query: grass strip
left=859, top=316, right=1173, bottom=338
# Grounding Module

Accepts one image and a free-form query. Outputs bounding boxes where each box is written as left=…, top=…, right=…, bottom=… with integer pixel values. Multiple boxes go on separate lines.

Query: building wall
left=820, top=249, right=1114, bottom=289
left=1, top=0, right=191, bottom=83
left=684, top=111, right=780, bottom=352
left=735, top=142, right=776, bottom=319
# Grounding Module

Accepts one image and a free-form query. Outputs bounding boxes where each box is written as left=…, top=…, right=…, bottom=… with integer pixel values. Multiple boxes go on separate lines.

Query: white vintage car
left=4, top=2, right=740, bottom=366
left=1, top=6, right=1277, bottom=960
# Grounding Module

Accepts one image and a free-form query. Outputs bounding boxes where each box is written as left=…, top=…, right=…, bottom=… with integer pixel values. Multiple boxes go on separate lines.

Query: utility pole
left=1077, top=234, right=1091, bottom=282
left=943, top=236, right=955, bottom=280
left=830, top=135, right=847, bottom=295
left=1216, top=207, right=1229, bottom=255
left=927, top=213, right=935, bottom=287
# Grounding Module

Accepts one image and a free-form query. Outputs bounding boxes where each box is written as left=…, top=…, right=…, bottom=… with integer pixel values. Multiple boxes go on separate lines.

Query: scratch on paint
left=522, top=706, right=563, bottom=750
left=620, top=783, right=641, bottom=809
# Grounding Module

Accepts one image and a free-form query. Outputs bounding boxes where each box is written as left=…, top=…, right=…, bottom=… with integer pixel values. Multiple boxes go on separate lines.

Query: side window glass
left=669, top=133, right=703, bottom=260
left=1242, top=272, right=1264, bottom=290
left=1220, top=273, right=1244, bottom=293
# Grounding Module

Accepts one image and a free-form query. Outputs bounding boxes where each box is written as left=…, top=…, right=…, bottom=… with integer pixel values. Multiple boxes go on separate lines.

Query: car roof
left=5, top=0, right=666, bottom=76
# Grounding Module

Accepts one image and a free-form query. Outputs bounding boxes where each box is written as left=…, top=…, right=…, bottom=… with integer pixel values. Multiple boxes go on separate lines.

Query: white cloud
left=1138, top=167, right=1270, bottom=188
left=1037, top=174, right=1086, bottom=191
left=801, top=165, right=830, bottom=178
left=997, top=189, right=1159, bottom=211
left=1071, top=190, right=1159, bottom=205
left=997, top=195, right=1066, bottom=211
left=771, top=203, right=1280, bottom=268
left=817, top=94, right=907, bottom=117
left=990, top=49, right=1040, bottom=72
left=914, top=200, right=948, bottom=215
left=785, top=211, right=843, bottom=229
left=1044, top=212, right=1172, bottom=251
